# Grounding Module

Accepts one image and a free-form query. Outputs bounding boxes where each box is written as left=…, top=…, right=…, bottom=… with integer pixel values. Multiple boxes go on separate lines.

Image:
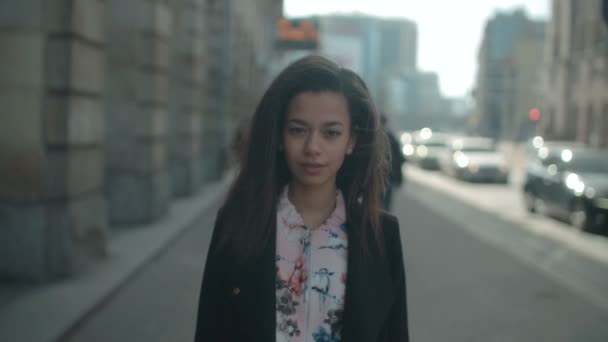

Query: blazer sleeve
left=194, top=210, right=227, bottom=342
left=385, top=216, right=410, bottom=341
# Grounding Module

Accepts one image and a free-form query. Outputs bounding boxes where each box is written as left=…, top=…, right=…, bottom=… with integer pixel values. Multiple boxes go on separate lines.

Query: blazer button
left=233, top=287, right=240, bottom=295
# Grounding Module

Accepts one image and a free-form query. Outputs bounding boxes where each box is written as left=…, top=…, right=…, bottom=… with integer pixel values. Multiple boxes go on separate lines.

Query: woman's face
left=282, top=91, right=356, bottom=190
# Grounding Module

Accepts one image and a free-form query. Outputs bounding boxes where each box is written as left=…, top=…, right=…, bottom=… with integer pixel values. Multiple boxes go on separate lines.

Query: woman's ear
left=346, top=135, right=356, bottom=155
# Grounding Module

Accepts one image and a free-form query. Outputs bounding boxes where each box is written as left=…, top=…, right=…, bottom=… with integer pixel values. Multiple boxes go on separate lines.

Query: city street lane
left=397, top=180, right=608, bottom=341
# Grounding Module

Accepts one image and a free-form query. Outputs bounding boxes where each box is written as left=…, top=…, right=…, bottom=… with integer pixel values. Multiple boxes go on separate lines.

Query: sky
left=284, top=0, right=550, bottom=98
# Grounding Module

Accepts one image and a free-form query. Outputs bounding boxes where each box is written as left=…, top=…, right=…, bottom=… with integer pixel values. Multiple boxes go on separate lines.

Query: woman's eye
left=326, top=130, right=341, bottom=137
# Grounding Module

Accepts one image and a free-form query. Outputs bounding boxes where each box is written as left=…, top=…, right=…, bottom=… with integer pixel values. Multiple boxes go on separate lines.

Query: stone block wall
left=105, top=0, right=171, bottom=225
left=0, top=0, right=284, bottom=281
left=168, top=0, right=205, bottom=197
left=201, top=0, right=230, bottom=179
left=0, top=0, right=108, bottom=280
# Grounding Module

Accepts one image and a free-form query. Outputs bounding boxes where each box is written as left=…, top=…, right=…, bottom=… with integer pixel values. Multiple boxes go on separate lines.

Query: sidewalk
left=0, top=175, right=232, bottom=342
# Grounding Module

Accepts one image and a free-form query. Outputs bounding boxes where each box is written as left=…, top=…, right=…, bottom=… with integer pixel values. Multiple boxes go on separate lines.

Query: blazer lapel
left=342, top=228, right=394, bottom=341
left=229, top=227, right=277, bottom=341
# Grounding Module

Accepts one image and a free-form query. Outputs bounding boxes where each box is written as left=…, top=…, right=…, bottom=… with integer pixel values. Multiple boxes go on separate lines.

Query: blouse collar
left=277, top=185, right=346, bottom=229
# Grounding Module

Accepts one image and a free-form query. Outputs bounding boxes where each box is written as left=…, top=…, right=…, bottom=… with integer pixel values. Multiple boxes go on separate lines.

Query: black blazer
left=194, top=211, right=409, bottom=342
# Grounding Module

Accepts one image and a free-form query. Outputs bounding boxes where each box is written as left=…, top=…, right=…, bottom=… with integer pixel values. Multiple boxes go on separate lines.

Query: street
left=61, top=169, right=608, bottom=342
left=2, top=2, right=608, bottom=342
left=401, top=171, right=608, bottom=341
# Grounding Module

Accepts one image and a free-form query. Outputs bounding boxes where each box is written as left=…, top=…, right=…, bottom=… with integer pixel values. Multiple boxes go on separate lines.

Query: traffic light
left=529, top=108, right=540, bottom=122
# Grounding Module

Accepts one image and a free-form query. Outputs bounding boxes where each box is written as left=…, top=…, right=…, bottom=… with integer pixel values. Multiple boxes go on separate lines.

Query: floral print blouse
left=275, top=186, right=348, bottom=342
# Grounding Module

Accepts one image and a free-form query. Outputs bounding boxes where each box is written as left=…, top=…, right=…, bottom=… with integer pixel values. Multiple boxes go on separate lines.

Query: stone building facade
left=541, top=0, right=608, bottom=147
left=0, top=0, right=282, bottom=281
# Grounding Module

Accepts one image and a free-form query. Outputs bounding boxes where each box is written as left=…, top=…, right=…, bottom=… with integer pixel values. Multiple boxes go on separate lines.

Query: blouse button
left=233, top=287, right=240, bottom=295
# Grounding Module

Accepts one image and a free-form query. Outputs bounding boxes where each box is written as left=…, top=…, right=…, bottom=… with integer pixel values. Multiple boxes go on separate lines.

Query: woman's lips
left=301, top=163, right=325, bottom=175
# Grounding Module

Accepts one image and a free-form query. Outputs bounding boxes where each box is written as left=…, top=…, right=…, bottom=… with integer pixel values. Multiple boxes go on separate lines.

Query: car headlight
left=417, top=145, right=428, bottom=158
left=574, top=182, right=585, bottom=196
left=402, top=144, right=415, bottom=156
left=565, top=173, right=585, bottom=195
left=565, top=173, right=580, bottom=190
left=565, top=173, right=585, bottom=196
left=453, top=151, right=468, bottom=168
left=400, top=133, right=412, bottom=145
left=457, top=158, right=469, bottom=168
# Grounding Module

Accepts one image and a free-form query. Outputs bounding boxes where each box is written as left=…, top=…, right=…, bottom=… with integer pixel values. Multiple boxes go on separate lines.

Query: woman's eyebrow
left=286, top=118, right=345, bottom=127
left=286, top=118, right=308, bottom=125
left=324, top=121, right=344, bottom=127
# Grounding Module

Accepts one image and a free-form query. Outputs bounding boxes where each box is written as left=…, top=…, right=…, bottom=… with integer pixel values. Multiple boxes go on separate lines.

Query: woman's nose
left=304, top=132, right=321, bottom=154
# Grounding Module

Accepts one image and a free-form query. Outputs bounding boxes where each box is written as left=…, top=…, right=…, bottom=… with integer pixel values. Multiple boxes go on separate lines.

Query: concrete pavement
left=0, top=175, right=232, bottom=342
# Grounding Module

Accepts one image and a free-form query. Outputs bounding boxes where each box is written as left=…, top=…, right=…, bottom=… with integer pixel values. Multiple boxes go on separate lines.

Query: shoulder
left=378, top=211, right=404, bottom=255
left=379, top=211, right=399, bottom=236
left=208, top=207, right=231, bottom=256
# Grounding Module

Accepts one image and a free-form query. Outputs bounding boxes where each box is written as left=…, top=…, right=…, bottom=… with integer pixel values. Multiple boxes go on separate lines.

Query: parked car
left=441, top=137, right=509, bottom=183
left=413, top=130, right=450, bottom=170
left=398, top=130, right=416, bottom=161
left=523, top=145, right=608, bottom=234
left=525, top=137, right=587, bottom=158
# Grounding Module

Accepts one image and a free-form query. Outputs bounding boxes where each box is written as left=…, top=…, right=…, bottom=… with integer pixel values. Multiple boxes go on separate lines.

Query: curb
left=0, top=175, right=232, bottom=342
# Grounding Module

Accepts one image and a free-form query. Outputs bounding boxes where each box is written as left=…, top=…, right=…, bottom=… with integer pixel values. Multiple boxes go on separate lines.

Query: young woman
left=194, top=55, right=409, bottom=342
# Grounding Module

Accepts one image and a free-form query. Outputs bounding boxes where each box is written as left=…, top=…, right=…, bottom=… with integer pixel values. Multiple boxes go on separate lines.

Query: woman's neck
left=288, top=182, right=337, bottom=229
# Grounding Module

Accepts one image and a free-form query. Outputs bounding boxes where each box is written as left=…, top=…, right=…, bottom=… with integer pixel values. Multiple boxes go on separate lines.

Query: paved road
left=397, top=181, right=608, bottom=341
left=62, top=182, right=608, bottom=341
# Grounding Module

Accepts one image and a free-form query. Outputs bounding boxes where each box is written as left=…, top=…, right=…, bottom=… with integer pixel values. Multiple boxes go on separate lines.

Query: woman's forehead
left=286, top=91, right=350, bottom=124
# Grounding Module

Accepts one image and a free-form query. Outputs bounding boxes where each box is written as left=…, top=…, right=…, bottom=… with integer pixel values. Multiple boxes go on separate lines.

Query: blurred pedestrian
left=381, top=114, right=406, bottom=211
left=195, top=55, right=409, bottom=342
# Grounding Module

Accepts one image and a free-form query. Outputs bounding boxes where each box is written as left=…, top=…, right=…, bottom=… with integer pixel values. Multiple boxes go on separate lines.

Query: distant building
left=473, top=9, right=545, bottom=140
left=376, top=19, right=418, bottom=73
left=541, top=0, right=608, bottom=147
left=317, top=15, right=418, bottom=111
left=318, top=16, right=368, bottom=74
left=384, top=71, right=451, bottom=131
left=501, top=21, right=546, bottom=141
left=416, top=72, right=445, bottom=116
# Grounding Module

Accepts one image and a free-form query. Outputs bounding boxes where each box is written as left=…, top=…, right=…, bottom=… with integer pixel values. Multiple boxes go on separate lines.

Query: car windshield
left=567, top=154, right=608, bottom=173
left=542, top=155, right=565, bottom=168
